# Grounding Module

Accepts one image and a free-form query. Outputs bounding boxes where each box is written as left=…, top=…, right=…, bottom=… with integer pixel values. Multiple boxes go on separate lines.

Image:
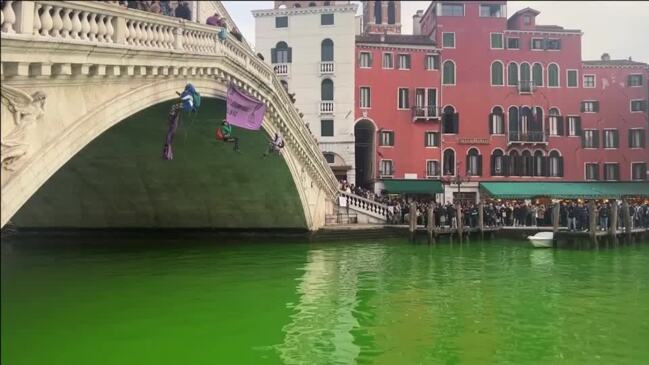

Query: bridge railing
left=339, top=191, right=390, bottom=221
left=1, top=0, right=339, bottom=197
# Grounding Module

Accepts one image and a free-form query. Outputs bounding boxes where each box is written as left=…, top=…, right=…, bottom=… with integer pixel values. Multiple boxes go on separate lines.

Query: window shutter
left=613, top=131, right=619, bottom=148
left=542, top=156, right=549, bottom=176
left=558, top=157, right=564, bottom=177
left=503, top=155, right=510, bottom=176
left=466, top=154, right=470, bottom=174
left=477, top=155, right=483, bottom=176
left=594, top=130, right=599, bottom=148
left=628, top=130, right=632, bottom=148
left=369, top=53, right=373, bottom=67
left=529, top=38, right=533, bottom=50
left=542, top=38, right=548, bottom=50
left=490, top=155, right=496, bottom=175
left=575, top=117, right=582, bottom=136
left=454, top=113, right=460, bottom=133
left=287, top=47, right=292, bottom=63
left=627, top=74, right=632, bottom=86
left=556, top=39, right=561, bottom=49
left=557, top=116, right=564, bottom=135
left=594, top=101, right=600, bottom=112
left=580, top=102, right=585, bottom=113
left=271, top=48, right=277, bottom=64
left=488, top=113, right=494, bottom=134
left=641, top=100, right=648, bottom=111
left=642, top=130, right=646, bottom=147
left=581, top=134, right=586, bottom=148
left=594, top=166, right=599, bottom=180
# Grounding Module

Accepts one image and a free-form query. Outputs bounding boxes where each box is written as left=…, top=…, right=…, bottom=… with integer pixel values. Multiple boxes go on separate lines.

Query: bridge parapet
left=1, top=1, right=338, bottom=229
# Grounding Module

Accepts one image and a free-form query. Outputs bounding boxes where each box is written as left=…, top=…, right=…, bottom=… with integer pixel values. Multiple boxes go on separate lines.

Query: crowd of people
left=340, top=181, right=649, bottom=231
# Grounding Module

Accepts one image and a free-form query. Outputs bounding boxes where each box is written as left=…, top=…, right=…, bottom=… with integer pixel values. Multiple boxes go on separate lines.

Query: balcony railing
left=320, top=61, right=334, bottom=74
left=273, top=63, right=289, bottom=76
left=508, top=131, right=548, bottom=144
left=411, top=105, right=441, bottom=120
left=320, top=101, right=334, bottom=114
left=518, top=80, right=535, bottom=94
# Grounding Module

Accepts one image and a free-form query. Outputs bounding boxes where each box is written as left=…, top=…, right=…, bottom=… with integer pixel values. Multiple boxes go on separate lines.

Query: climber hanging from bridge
left=215, top=119, right=240, bottom=152
left=162, top=83, right=201, bottom=160
left=262, top=132, right=285, bottom=158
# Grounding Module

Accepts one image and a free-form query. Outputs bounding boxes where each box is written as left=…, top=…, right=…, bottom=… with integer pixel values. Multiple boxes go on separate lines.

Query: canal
left=2, top=237, right=649, bottom=364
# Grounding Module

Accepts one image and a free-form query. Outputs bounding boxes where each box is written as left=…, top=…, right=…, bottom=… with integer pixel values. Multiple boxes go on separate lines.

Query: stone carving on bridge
left=1, top=86, right=47, bottom=171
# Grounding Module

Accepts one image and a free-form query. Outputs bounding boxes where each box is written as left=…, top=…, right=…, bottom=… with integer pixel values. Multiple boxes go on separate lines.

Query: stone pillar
left=13, top=1, right=34, bottom=35
left=113, top=16, right=127, bottom=44
left=174, top=26, right=184, bottom=51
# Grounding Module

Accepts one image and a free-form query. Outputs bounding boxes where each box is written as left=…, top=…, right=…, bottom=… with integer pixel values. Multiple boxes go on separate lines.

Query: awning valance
left=479, top=182, right=649, bottom=199
left=382, top=179, right=443, bottom=194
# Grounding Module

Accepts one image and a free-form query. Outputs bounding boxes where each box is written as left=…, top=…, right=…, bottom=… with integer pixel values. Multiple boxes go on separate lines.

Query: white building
left=253, top=1, right=358, bottom=184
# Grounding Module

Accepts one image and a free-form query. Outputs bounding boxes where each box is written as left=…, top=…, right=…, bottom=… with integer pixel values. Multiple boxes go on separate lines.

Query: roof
left=480, top=182, right=649, bottom=199
left=356, top=34, right=436, bottom=46
left=583, top=59, right=648, bottom=67
left=510, top=7, right=541, bottom=18
left=534, top=25, right=581, bottom=33
left=382, top=179, right=443, bottom=194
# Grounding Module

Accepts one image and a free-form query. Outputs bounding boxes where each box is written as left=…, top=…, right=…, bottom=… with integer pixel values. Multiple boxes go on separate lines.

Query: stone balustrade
left=339, top=191, right=390, bottom=221
left=1, top=0, right=338, bottom=198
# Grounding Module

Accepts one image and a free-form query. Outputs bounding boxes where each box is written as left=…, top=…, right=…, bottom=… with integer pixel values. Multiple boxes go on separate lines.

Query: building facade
left=253, top=1, right=359, bottom=184
left=355, top=1, right=648, bottom=203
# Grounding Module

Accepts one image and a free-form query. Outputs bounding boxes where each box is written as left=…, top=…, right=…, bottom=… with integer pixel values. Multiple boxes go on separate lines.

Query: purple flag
left=226, top=84, right=267, bottom=130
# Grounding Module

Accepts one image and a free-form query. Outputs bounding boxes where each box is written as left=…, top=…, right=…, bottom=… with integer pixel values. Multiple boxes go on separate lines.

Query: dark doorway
left=354, top=120, right=375, bottom=188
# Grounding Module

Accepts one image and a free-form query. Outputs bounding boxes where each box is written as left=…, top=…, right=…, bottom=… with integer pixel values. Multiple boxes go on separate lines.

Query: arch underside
left=11, top=98, right=308, bottom=229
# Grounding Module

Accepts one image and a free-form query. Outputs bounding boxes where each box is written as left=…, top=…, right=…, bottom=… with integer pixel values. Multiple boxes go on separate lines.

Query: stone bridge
left=0, top=1, right=339, bottom=231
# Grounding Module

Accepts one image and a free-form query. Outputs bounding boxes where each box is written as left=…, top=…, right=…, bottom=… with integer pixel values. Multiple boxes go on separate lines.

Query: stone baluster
left=50, top=5, right=62, bottom=37
left=151, top=24, right=160, bottom=48
left=1, top=0, right=15, bottom=33
left=105, top=15, right=114, bottom=43
left=60, top=8, right=72, bottom=38
left=39, top=5, right=53, bottom=36
left=97, top=14, right=107, bottom=42
left=79, top=10, right=89, bottom=40
left=126, top=19, right=135, bottom=44
left=146, top=23, right=154, bottom=47
left=33, top=3, right=41, bottom=35
left=166, top=26, right=174, bottom=48
left=70, top=9, right=81, bottom=39
left=134, top=21, right=143, bottom=46
left=88, top=13, right=98, bottom=41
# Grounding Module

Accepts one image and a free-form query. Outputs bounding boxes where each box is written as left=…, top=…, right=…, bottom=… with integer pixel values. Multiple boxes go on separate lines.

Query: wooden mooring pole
left=409, top=202, right=417, bottom=242
left=609, top=199, right=619, bottom=245
left=622, top=198, right=632, bottom=242
left=588, top=200, right=598, bottom=247
left=478, top=201, right=484, bottom=240
left=552, top=202, right=560, bottom=233
left=456, top=202, right=463, bottom=244
left=427, top=205, right=435, bottom=245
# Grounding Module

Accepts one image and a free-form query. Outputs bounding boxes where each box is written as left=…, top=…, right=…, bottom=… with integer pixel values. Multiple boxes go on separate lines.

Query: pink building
left=355, top=1, right=648, bottom=202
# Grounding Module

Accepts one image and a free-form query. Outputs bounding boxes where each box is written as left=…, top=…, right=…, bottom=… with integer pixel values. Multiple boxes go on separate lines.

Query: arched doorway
left=354, top=120, right=376, bottom=188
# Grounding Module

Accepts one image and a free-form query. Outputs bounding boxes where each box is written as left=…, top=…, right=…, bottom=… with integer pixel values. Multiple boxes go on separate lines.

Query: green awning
left=382, top=179, right=443, bottom=194
left=480, top=182, right=649, bottom=199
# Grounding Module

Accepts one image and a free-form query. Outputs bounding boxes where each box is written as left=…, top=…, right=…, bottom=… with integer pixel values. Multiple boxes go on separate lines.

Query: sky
left=222, top=1, right=649, bottom=62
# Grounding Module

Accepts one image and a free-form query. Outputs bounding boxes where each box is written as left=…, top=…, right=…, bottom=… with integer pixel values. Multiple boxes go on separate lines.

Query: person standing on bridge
left=262, top=132, right=285, bottom=157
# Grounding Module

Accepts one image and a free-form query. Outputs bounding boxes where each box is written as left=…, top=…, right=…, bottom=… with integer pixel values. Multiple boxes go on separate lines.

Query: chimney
left=601, top=53, right=610, bottom=61
left=628, top=56, right=632, bottom=61
left=412, top=10, right=423, bottom=35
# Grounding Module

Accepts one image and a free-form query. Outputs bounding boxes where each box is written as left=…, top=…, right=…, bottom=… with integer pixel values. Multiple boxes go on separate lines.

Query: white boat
left=527, top=231, right=554, bottom=248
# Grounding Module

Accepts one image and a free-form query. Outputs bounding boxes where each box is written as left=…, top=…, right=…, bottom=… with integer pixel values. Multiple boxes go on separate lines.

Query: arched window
left=521, top=150, right=533, bottom=176
left=321, top=79, right=334, bottom=101
left=509, top=150, right=521, bottom=176
left=309, top=2, right=317, bottom=6
left=374, top=1, right=382, bottom=24
left=467, top=148, right=482, bottom=176
left=294, top=3, right=301, bottom=8
left=532, top=63, right=543, bottom=86
left=548, top=107, right=562, bottom=136
left=321, top=39, right=334, bottom=61
left=443, top=149, right=455, bottom=176
left=548, top=64, right=559, bottom=87
left=443, top=61, right=455, bottom=85
left=491, top=149, right=505, bottom=176
left=273, top=41, right=291, bottom=64
left=490, top=106, right=504, bottom=134
left=491, top=61, right=504, bottom=85
left=508, top=106, right=519, bottom=139
left=324, top=1, right=331, bottom=5
left=520, top=63, right=531, bottom=83
left=533, top=151, right=544, bottom=176
left=530, top=107, right=543, bottom=141
left=508, top=62, right=518, bottom=86
left=443, top=106, right=458, bottom=134
left=387, top=1, right=396, bottom=24
left=549, top=151, right=562, bottom=177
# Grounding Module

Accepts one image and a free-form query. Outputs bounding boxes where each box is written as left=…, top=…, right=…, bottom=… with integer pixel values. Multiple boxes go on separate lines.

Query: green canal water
left=2, top=237, right=649, bottom=365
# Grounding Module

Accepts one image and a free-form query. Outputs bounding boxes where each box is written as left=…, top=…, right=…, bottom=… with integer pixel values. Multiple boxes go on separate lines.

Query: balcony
left=320, top=101, right=335, bottom=114
left=517, top=80, right=535, bottom=94
left=320, top=61, right=335, bottom=74
left=411, top=105, right=441, bottom=121
left=272, top=63, right=289, bottom=76
left=508, top=131, right=548, bottom=145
